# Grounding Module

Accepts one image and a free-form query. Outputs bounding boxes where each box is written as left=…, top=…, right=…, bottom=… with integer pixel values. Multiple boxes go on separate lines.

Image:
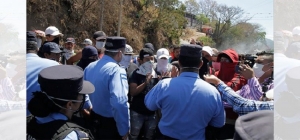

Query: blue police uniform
left=26, top=31, right=60, bottom=116
left=27, top=65, right=95, bottom=140
left=36, top=113, right=79, bottom=140
left=84, top=36, right=130, bottom=138
left=144, top=44, right=225, bottom=140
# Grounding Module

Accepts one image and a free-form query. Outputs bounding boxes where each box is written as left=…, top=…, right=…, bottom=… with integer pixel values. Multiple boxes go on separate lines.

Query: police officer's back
left=144, top=44, right=225, bottom=140
left=27, top=65, right=95, bottom=140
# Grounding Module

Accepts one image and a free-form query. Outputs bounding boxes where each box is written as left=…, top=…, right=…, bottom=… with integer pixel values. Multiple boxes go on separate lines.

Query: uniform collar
left=36, top=112, right=68, bottom=124
left=103, top=55, right=118, bottom=64
left=179, top=72, right=200, bottom=79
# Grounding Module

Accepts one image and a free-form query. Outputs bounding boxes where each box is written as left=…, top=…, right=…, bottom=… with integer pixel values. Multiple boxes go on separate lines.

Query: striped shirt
left=217, top=81, right=274, bottom=116
left=223, top=77, right=273, bottom=108
left=0, top=77, right=16, bottom=100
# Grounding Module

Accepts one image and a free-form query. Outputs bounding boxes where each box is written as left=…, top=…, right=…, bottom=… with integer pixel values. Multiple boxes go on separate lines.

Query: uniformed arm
left=83, top=69, right=93, bottom=111
left=208, top=90, right=226, bottom=128
left=109, top=67, right=130, bottom=136
left=144, top=81, right=162, bottom=111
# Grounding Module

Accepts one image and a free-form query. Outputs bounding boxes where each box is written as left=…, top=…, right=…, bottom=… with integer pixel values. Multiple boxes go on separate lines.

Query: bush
left=197, top=36, right=215, bottom=47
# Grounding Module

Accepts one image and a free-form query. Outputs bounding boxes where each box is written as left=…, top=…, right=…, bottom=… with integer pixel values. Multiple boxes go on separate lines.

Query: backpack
left=27, top=115, right=94, bottom=140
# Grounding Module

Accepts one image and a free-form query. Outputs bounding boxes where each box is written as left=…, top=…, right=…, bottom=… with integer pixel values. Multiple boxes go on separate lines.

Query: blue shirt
left=36, top=113, right=78, bottom=140
left=84, top=55, right=130, bottom=136
left=26, top=53, right=59, bottom=116
left=145, top=72, right=225, bottom=140
left=26, top=53, right=92, bottom=116
left=217, top=81, right=274, bottom=116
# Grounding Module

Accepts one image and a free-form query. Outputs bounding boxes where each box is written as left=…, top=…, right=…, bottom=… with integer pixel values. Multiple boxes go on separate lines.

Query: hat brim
left=66, top=41, right=75, bottom=43
left=51, top=50, right=63, bottom=53
left=79, top=81, right=95, bottom=94
left=125, top=52, right=134, bottom=55
left=158, top=54, right=170, bottom=59
left=96, top=36, right=107, bottom=40
left=50, top=32, right=63, bottom=36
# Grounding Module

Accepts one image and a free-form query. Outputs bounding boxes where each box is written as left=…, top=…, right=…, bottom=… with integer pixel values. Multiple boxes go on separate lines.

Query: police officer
left=144, top=44, right=225, bottom=139
left=84, top=36, right=130, bottom=140
left=27, top=65, right=95, bottom=140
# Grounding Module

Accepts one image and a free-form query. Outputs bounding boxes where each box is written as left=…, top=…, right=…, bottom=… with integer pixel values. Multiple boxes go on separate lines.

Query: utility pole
left=100, top=0, right=104, bottom=30
left=117, top=0, right=123, bottom=36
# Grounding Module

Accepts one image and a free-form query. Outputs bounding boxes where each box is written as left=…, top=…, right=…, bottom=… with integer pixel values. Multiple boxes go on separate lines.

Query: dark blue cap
left=180, top=44, right=202, bottom=57
left=27, top=31, right=37, bottom=42
left=82, top=46, right=98, bottom=59
left=144, top=43, right=155, bottom=51
left=38, top=65, right=95, bottom=98
left=139, top=48, right=154, bottom=60
left=104, top=36, right=126, bottom=50
left=42, top=42, right=63, bottom=53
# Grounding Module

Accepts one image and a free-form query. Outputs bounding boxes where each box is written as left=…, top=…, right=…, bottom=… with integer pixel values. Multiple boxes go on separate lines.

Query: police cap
left=38, top=65, right=95, bottom=99
left=180, top=44, right=202, bottom=58
left=104, top=36, right=126, bottom=51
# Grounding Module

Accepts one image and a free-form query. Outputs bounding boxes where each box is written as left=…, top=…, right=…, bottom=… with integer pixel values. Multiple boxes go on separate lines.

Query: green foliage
left=197, top=36, right=215, bottom=46
left=145, top=0, right=187, bottom=46
left=196, top=14, right=210, bottom=24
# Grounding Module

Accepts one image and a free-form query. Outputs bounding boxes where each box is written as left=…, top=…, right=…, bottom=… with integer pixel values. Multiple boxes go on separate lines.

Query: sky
left=0, top=0, right=26, bottom=40
left=182, top=0, right=273, bottom=40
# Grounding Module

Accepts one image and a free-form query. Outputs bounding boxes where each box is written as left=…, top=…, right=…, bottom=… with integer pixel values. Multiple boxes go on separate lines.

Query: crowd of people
left=24, top=25, right=277, bottom=140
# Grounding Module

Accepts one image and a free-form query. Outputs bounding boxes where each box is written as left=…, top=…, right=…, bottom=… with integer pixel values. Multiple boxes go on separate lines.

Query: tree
left=196, top=14, right=210, bottom=25
left=198, top=0, right=217, bottom=19
left=184, top=0, right=199, bottom=15
left=211, top=4, right=249, bottom=47
left=184, top=0, right=199, bottom=27
left=220, top=22, right=266, bottom=53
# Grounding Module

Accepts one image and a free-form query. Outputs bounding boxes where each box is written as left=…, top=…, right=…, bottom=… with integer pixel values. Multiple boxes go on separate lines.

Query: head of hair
left=179, top=55, right=202, bottom=68
left=28, top=91, right=79, bottom=117
left=256, top=51, right=274, bottom=62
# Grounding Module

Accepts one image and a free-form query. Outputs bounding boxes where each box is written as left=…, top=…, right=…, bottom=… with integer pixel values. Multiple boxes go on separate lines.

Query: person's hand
left=145, top=73, right=153, bottom=84
left=161, top=71, right=171, bottom=77
left=239, top=64, right=255, bottom=79
left=203, top=74, right=221, bottom=86
left=171, top=66, right=179, bottom=77
left=122, top=132, right=129, bottom=140
left=34, top=30, right=46, bottom=38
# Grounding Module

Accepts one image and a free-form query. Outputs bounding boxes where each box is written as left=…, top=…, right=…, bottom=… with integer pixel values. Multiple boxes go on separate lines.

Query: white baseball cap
left=292, top=26, right=300, bottom=35
left=202, top=46, right=213, bottom=56
left=156, top=48, right=170, bottom=59
left=125, top=44, right=134, bottom=55
left=45, top=26, right=63, bottom=36
left=82, top=39, right=93, bottom=45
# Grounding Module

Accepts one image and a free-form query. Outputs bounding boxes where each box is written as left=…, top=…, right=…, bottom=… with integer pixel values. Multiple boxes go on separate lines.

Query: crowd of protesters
left=24, top=25, right=279, bottom=140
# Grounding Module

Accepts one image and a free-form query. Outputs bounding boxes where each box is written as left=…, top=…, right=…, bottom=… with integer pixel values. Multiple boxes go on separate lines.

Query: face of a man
left=65, top=42, right=75, bottom=50
left=255, top=55, right=273, bottom=72
left=174, top=48, right=180, bottom=59
left=220, top=56, right=230, bottom=63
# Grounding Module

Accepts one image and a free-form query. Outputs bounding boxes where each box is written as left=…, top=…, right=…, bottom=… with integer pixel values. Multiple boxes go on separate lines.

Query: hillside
left=27, top=0, right=187, bottom=53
